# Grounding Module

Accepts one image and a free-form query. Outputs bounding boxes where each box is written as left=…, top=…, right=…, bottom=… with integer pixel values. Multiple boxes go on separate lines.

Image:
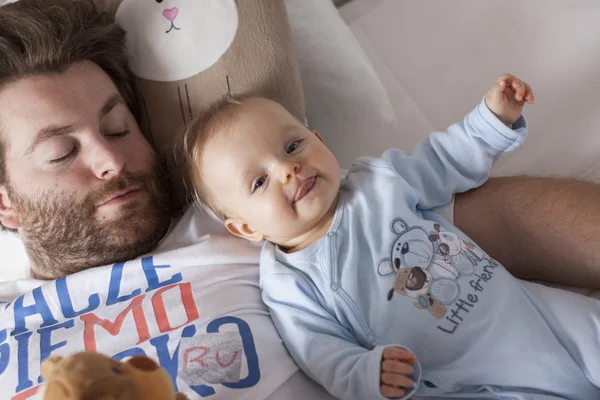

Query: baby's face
left=200, top=98, right=340, bottom=245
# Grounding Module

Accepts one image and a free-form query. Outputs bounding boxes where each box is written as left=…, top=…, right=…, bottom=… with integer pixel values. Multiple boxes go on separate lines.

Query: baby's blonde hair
left=181, top=96, right=247, bottom=221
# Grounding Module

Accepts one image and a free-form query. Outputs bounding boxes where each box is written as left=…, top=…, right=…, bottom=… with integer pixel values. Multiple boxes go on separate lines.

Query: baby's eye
left=253, top=176, right=267, bottom=192
left=287, top=140, right=301, bottom=154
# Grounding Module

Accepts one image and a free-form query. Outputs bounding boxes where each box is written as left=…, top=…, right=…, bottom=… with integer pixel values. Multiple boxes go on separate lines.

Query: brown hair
left=181, top=97, right=247, bottom=221
left=0, top=0, right=139, bottom=186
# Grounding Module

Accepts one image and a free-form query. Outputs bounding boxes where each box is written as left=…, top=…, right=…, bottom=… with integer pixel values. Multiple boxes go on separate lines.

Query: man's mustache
left=83, top=172, right=154, bottom=211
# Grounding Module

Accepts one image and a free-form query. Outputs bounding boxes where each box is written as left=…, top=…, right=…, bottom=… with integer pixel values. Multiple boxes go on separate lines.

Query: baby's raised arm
left=380, top=74, right=533, bottom=210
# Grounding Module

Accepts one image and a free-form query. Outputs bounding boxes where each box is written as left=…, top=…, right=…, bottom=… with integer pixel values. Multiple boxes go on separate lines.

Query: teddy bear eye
left=156, top=0, right=163, bottom=3
left=112, top=367, right=123, bottom=375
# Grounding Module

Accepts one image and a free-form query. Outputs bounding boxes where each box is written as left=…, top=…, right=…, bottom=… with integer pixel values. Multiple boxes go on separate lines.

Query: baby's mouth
left=293, top=177, right=316, bottom=203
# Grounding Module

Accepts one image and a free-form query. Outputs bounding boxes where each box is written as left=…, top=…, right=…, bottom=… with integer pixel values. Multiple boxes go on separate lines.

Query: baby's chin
left=273, top=213, right=337, bottom=251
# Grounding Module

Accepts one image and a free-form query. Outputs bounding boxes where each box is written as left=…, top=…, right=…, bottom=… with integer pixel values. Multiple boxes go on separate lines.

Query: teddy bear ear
left=40, top=356, right=64, bottom=380
left=125, top=355, right=159, bottom=372
left=391, top=219, right=408, bottom=234
left=428, top=234, right=440, bottom=242
left=377, top=260, right=394, bottom=276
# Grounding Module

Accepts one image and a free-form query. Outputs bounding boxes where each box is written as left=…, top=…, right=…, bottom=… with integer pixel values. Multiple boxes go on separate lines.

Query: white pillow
left=286, top=0, right=399, bottom=169
left=0, top=231, right=29, bottom=281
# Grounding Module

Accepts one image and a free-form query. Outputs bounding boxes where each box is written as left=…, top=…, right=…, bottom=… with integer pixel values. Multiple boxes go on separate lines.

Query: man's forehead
left=0, top=64, right=121, bottom=144
left=1, top=65, right=115, bottom=106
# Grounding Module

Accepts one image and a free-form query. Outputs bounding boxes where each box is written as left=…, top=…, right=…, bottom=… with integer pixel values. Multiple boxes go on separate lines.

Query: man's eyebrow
left=26, top=124, right=77, bottom=155
left=100, top=93, right=126, bottom=120
left=26, top=94, right=126, bottom=155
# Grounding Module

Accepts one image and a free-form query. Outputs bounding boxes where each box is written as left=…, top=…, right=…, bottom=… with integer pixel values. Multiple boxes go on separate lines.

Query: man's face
left=0, top=61, right=171, bottom=279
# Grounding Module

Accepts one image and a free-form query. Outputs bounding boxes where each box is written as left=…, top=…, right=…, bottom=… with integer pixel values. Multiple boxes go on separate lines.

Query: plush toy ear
left=40, top=356, right=64, bottom=381
left=125, top=355, right=159, bottom=372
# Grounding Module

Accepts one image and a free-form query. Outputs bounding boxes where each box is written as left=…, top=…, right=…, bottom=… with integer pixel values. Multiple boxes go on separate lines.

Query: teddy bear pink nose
left=163, top=7, right=179, bottom=22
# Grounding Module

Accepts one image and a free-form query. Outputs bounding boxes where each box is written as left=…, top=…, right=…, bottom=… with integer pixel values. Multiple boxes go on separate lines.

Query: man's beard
left=8, top=162, right=172, bottom=279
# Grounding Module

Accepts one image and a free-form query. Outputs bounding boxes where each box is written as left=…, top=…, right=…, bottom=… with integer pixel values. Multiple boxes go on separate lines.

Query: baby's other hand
left=380, top=347, right=417, bottom=399
left=485, top=74, right=534, bottom=127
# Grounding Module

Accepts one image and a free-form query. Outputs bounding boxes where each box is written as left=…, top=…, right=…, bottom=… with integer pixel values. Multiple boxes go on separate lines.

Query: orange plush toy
left=38, top=352, right=188, bottom=400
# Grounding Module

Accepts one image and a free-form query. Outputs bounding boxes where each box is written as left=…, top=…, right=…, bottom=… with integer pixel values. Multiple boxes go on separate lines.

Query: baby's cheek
left=259, top=200, right=284, bottom=221
left=258, top=201, right=293, bottom=230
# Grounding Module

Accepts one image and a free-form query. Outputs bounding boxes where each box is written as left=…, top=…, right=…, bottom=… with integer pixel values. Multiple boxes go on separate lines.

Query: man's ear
left=311, top=129, right=324, bottom=143
left=225, top=218, right=264, bottom=242
left=0, top=186, right=20, bottom=230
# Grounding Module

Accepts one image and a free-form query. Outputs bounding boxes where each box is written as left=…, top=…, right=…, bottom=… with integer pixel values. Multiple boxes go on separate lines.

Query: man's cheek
left=125, top=153, right=150, bottom=173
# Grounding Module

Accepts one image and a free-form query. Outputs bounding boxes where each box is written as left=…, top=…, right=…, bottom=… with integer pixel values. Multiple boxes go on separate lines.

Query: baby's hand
left=380, top=347, right=417, bottom=399
left=485, top=74, right=534, bottom=127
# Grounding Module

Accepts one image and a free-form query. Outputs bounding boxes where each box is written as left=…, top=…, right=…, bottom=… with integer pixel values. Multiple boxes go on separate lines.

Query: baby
left=183, top=75, right=600, bottom=400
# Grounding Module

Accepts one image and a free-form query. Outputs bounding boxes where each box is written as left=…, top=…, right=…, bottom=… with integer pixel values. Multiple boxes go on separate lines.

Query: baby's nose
left=281, top=162, right=299, bottom=182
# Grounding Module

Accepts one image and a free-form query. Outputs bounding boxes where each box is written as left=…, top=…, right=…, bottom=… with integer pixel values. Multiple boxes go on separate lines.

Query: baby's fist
left=380, top=347, right=417, bottom=399
left=485, top=74, right=534, bottom=127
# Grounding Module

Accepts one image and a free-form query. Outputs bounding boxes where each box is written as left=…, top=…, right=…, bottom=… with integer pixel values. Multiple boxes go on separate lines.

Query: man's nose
left=89, top=139, right=126, bottom=180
